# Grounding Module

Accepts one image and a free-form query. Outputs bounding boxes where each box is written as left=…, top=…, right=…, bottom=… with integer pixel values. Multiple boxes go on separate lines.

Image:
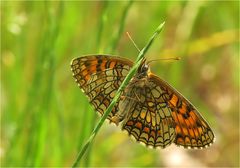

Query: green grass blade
left=82, top=3, right=109, bottom=167
left=136, top=22, right=165, bottom=62
left=72, top=22, right=165, bottom=168
left=109, top=0, right=133, bottom=53
left=96, top=2, right=108, bottom=53
left=33, top=2, right=62, bottom=166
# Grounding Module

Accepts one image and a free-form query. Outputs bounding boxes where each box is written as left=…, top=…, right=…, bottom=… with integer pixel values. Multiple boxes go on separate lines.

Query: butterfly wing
left=121, top=77, right=176, bottom=148
left=149, top=73, right=215, bottom=148
left=71, top=55, right=214, bottom=148
left=71, top=55, right=133, bottom=122
left=122, top=72, right=214, bottom=148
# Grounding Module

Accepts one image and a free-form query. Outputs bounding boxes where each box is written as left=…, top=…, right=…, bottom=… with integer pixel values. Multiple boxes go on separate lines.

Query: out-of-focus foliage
left=1, top=1, right=239, bottom=167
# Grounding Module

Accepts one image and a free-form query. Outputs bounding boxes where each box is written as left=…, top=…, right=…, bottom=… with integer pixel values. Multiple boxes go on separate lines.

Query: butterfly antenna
left=147, top=57, right=181, bottom=65
left=126, top=32, right=141, bottom=52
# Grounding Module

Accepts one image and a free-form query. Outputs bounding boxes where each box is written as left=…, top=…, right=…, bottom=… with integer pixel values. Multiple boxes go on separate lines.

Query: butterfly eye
left=143, top=64, right=149, bottom=71
left=139, top=64, right=149, bottom=73
left=136, top=63, right=149, bottom=79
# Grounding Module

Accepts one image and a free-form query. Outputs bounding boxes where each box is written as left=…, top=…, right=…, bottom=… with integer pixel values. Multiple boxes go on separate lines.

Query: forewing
left=71, top=55, right=133, bottom=121
left=149, top=73, right=215, bottom=148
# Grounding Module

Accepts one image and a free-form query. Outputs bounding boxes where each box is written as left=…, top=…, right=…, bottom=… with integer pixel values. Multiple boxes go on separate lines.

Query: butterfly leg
left=133, top=91, right=141, bottom=102
left=120, top=95, right=139, bottom=102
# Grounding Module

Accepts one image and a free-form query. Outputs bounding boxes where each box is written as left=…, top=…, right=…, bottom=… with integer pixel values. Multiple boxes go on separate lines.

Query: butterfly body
left=71, top=55, right=214, bottom=149
left=110, top=58, right=152, bottom=123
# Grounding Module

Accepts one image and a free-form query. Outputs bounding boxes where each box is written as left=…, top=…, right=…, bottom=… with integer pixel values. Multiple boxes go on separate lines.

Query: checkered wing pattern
left=122, top=80, right=176, bottom=148
left=71, top=55, right=214, bottom=149
left=122, top=73, right=214, bottom=148
left=71, top=55, right=133, bottom=121
left=150, top=74, right=214, bottom=148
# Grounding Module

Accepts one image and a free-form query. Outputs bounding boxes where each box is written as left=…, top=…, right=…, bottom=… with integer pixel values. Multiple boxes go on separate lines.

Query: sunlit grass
left=1, top=1, right=239, bottom=167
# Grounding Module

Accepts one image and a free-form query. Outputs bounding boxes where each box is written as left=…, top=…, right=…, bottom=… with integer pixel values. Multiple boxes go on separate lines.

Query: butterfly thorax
left=111, top=61, right=152, bottom=125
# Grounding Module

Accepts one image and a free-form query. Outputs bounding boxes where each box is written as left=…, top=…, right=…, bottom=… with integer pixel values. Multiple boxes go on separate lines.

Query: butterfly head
left=137, top=58, right=150, bottom=78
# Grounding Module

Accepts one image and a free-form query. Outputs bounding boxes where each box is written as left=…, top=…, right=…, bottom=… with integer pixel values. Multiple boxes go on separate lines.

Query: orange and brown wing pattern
left=122, top=79, right=176, bottom=148
left=71, top=55, right=214, bottom=149
left=122, top=73, right=214, bottom=149
left=149, top=73, right=214, bottom=148
left=71, top=55, right=133, bottom=120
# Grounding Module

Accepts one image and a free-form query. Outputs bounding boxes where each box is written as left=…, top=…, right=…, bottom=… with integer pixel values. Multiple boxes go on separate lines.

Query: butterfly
left=71, top=55, right=214, bottom=149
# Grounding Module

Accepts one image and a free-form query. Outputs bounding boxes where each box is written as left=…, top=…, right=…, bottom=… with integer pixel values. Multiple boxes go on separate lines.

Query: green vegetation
left=1, top=1, right=239, bottom=167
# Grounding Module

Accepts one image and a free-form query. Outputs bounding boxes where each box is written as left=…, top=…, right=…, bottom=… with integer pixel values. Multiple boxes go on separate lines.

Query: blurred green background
left=1, top=1, right=239, bottom=167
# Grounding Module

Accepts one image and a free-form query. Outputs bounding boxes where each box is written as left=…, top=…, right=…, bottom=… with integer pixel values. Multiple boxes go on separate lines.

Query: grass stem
left=71, top=22, right=165, bottom=168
